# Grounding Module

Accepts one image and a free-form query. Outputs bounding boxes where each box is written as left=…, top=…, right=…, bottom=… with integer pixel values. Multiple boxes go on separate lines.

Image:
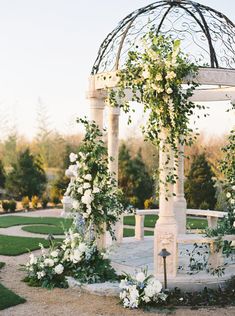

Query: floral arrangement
left=23, top=229, right=117, bottom=289
left=119, top=270, right=167, bottom=309
left=108, top=31, right=202, bottom=187
left=64, top=118, right=125, bottom=238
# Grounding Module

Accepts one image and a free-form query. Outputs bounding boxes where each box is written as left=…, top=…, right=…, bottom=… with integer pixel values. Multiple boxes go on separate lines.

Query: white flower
left=156, top=86, right=164, bottom=94
left=73, top=249, right=82, bottom=262
left=136, top=272, right=145, bottom=283
left=79, top=152, right=86, bottom=160
left=84, top=174, right=92, bottom=181
left=230, top=199, right=235, bottom=205
left=77, top=187, right=83, bottom=194
left=29, top=254, right=37, bottom=265
left=51, top=250, right=59, bottom=258
left=142, top=69, right=150, bottom=79
left=81, top=190, right=94, bottom=206
left=72, top=200, right=80, bottom=210
left=232, top=185, right=235, bottom=191
left=166, top=71, right=176, bottom=80
left=37, top=271, right=45, bottom=279
left=54, top=264, right=64, bottom=275
left=93, top=187, right=100, bottom=194
left=119, top=279, right=129, bottom=289
left=226, top=192, right=231, bottom=198
left=69, top=153, right=78, bottom=163
left=83, top=182, right=91, bottom=189
left=166, top=87, right=173, bottom=94
left=44, top=258, right=54, bottom=267
left=78, top=242, right=88, bottom=253
left=143, top=295, right=151, bottom=303
left=67, top=164, right=79, bottom=177
left=155, top=74, right=162, bottom=81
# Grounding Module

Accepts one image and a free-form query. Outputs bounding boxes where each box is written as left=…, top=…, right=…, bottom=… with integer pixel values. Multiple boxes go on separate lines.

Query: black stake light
left=158, top=248, right=171, bottom=290
left=47, top=234, right=55, bottom=247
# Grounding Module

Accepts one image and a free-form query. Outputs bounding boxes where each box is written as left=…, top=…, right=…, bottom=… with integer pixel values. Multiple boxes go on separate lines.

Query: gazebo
left=85, top=0, right=235, bottom=279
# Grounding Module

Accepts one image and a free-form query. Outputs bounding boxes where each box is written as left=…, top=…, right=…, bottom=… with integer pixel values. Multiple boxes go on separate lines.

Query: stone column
left=107, top=105, right=123, bottom=243
left=87, top=76, right=106, bottom=249
left=173, top=139, right=186, bottom=234
left=154, top=130, right=178, bottom=278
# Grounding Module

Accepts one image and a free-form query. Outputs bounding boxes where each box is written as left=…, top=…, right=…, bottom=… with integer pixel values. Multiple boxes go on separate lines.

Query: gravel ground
left=0, top=253, right=235, bottom=316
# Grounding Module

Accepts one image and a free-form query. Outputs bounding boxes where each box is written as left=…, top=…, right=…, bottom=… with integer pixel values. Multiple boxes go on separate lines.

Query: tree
left=118, top=144, right=154, bottom=208
left=5, top=149, right=47, bottom=199
left=0, top=160, right=6, bottom=188
left=185, top=153, right=216, bottom=209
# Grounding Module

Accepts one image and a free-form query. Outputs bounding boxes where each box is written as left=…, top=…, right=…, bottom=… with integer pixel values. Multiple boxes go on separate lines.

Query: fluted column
left=107, top=105, right=123, bottom=243
left=173, top=139, right=187, bottom=234
left=154, top=129, right=178, bottom=278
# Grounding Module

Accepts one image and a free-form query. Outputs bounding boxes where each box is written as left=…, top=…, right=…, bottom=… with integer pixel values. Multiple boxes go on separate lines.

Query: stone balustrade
left=123, top=209, right=227, bottom=241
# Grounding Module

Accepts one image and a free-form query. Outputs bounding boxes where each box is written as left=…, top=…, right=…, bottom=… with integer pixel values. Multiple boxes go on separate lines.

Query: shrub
left=50, top=187, right=61, bottom=206
left=1, top=200, right=10, bottom=212
left=21, top=196, right=30, bottom=210
left=199, top=201, right=210, bottom=210
left=8, top=200, right=17, bottom=212
left=41, top=192, right=49, bottom=209
left=31, top=196, right=39, bottom=209
left=144, top=197, right=154, bottom=209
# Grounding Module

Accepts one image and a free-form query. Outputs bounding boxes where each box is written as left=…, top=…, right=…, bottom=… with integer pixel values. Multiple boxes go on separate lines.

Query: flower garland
left=64, top=118, right=125, bottom=238
left=108, top=32, right=202, bottom=187
left=119, top=270, right=167, bottom=309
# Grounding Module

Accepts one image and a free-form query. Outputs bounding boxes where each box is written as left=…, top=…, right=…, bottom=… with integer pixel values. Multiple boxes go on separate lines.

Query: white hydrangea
left=77, top=187, right=83, bottom=194
left=93, top=187, right=100, bottom=194
left=54, top=264, right=64, bottom=275
left=81, top=190, right=94, bottom=206
left=166, top=87, right=173, bottom=94
left=83, top=182, right=91, bottom=189
left=44, top=258, right=54, bottom=267
left=72, top=200, right=80, bottom=210
left=69, top=153, right=78, bottom=163
left=37, top=271, right=45, bottom=279
left=51, top=250, right=59, bottom=258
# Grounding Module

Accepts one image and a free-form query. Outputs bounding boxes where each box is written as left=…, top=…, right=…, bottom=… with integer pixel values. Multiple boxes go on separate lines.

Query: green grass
left=0, top=235, right=56, bottom=256
left=0, top=283, right=26, bottom=310
left=22, top=225, right=66, bottom=235
left=123, top=215, right=208, bottom=230
left=123, top=228, right=154, bottom=237
left=0, top=262, right=26, bottom=310
left=0, top=216, right=72, bottom=228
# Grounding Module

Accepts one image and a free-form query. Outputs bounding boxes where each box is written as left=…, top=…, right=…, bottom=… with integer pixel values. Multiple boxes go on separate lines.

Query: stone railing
left=124, top=209, right=227, bottom=241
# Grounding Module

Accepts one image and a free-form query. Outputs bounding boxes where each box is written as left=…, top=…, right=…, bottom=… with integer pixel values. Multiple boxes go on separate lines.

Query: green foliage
left=49, top=187, right=61, bottom=205
left=118, top=144, right=154, bottom=208
left=5, top=149, right=47, bottom=199
left=1, top=200, right=10, bottom=212
left=8, top=200, right=17, bottom=212
left=185, top=153, right=216, bottom=209
left=0, top=160, right=6, bottom=188
left=220, top=129, right=235, bottom=186
left=21, top=196, right=30, bottom=210
left=41, top=192, right=49, bottom=208
left=0, top=216, right=72, bottom=228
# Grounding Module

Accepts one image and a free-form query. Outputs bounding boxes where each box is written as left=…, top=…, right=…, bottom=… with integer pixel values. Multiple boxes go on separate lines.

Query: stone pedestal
left=173, top=140, right=186, bottom=234
left=154, top=131, right=178, bottom=278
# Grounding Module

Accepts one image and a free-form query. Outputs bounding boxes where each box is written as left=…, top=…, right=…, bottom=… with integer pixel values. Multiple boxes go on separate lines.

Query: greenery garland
left=108, top=32, right=203, bottom=187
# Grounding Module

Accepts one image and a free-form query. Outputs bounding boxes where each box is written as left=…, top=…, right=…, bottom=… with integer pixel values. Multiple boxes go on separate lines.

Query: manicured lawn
left=123, top=215, right=208, bottom=230
left=123, top=228, right=154, bottom=237
left=0, top=235, right=57, bottom=256
left=0, top=216, right=72, bottom=228
left=22, top=224, right=66, bottom=235
left=0, top=262, right=26, bottom=310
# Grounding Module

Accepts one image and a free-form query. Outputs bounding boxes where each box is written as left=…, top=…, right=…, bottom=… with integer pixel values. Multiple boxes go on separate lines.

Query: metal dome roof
left=91, top=0, right=235, bottom=74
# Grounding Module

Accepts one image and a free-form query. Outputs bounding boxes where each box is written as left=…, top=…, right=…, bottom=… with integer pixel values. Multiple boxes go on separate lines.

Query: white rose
left=44, top=258, right=54, bottom=267
left=50, top=250, right=59, bottom=258
left=230, top=199, right=235, bottom=205
left=166, top=87, right=173, bottom=94
left=69, top=153, right=78, bottom=163
left=83, top=182, right=91, bottom=189
left=142, top=69, right=149, bottom=79
left=68, top=164, right=78, bottom=177
left=232, top=185, right=235, bottom=191
left=29, top=254, right=37, bottom=265
left=73, top=249, right=82, bottom=262
left=136, top=272, right=145, bottom=283
left=226, top=192, right=231, bottom=198
left=166, top=71, right=176, bottom=80
left=151, top=278, right=162, bottom=293
left=93, top=187, right=100, bottom=194
left=84, top=174, right=92, bottom=181
left=77, top=187, right=83, bottom=194
left=155, top=74, right=162, bottom=81
left=54, top=264, right=64, bottom=275
left=72, top=200, right=80, bottom=210
left=78, top=243, right=88, bottom=253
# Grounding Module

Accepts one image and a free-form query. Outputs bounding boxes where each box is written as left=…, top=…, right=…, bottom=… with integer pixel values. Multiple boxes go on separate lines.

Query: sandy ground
left=0, top=252, right=234, bottom=316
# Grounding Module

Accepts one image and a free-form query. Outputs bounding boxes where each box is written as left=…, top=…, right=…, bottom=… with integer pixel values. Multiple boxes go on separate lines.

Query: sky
left=0, top=0, right=234, bottom=140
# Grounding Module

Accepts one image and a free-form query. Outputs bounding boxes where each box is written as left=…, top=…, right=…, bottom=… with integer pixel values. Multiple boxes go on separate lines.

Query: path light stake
left=47, top=234, right=55, bottom=247
left=158, top=248, right=171, bottom=290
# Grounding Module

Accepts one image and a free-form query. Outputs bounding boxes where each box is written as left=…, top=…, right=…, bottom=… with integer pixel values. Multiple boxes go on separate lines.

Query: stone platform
left=110, top=236, right=235, bottom=291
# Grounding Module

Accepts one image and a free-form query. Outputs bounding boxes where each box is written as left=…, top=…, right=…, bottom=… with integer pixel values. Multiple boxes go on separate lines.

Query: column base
left=154, top=222, right=178, bottom=278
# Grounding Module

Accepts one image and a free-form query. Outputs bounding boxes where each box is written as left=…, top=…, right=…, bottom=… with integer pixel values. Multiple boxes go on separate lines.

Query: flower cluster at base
left=24, top=230, right=117, bottom=289
left=65, top=118, right=125, bottom=238
left=119, top=270, right=167, bottom=309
